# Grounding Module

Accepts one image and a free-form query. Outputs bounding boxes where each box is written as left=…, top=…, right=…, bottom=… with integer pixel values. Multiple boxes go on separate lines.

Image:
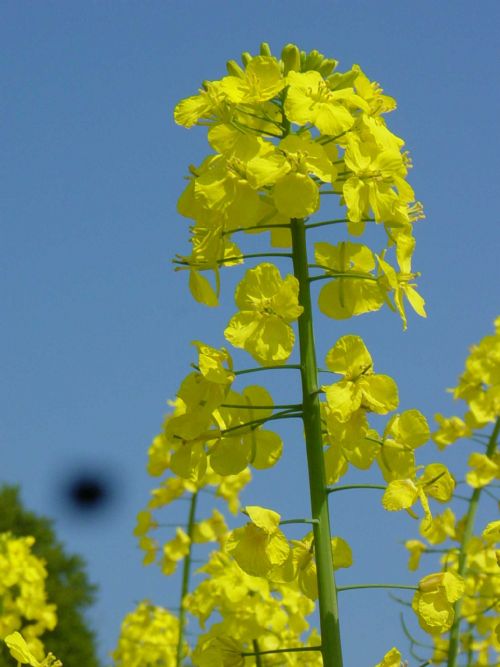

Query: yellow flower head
left=412, top=572, right=465, bottom=635
left=225, top=263, right=303, bottom=365
left=322, top=335, right=398, bottom=422
left=225, top=506, right=290, bottom=577
left=373, top=646, right=403, bottom=667
left=4, top=633, right=62, bottom=667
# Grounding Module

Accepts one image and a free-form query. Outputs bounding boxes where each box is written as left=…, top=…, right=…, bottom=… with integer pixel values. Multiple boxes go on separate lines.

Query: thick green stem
left=176, top=491, right=198, bottom=667
left=291, top=217, right=343, bottom=667
left=446, top=417, right=500, bottom=667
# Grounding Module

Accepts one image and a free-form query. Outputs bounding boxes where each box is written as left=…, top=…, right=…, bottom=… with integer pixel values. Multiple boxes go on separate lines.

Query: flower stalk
left=446, top=417, right=500, bottom=667
left=291, top=216, right=343, bottom=667
left=176, top=491, right=198, bottom=667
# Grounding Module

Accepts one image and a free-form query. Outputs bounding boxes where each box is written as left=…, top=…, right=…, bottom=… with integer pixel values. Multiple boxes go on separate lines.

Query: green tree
left=0, top=485, right=101, bottom=667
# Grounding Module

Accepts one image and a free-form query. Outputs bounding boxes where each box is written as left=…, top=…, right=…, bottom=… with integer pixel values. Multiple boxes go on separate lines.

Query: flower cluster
left=0, top=533, right=57, bottom=663
left=186, top=549, right=322, bottom=666
left=112, top=601, right=185, bottom=666
left=174, top=42, right=425, bottom=334
left=127, top=41, right=432, bottom=667
left=403, top=319, right=500, bottom=664
left=110, top=42, right=496, bottom=667
left=3, top=41, right=497, bottom=667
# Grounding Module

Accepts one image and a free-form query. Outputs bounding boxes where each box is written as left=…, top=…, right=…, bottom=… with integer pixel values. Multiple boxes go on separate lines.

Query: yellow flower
left=373, top=646, right=402, bottom=667
left=421, top=508, right=456, bottom=545
left=377, top=251, right=426, bottom=331
left=412, top=572, right=465, bottom=635
left=382, top=463, right=455, bottom=528
left=4, top=632, right=62, bottom=667
left=273, top=172, right=319, bottom=218
left=192, top=635, right=244, bottom=667
left=342, top=134, right=410, bottom=227
left=210, top=386, right=283, bottom=475
left=405, top=540, right=426, bottom=572
left=291, top=532, right=352, bottom=600
left=465, top=452, right=499, bottom=489
left=482, top=520, right=500, bottom=544
left=432, top=414, right=470, bottom=449
left=322, top=335, right=398, bottom=422
left=192, top=341, right=235, bottom=385
left=160, top=528, right=191, bottom=575
left=285, top=70, right=368, bottom=135
left=174, top=80, right=230, bottom=128
left=353, top=65, right=397, bottom=116
left=112, top=601, right=183, bottom=666
left=192, top=509, right=228, bottom=544
left=133, top=510, right=157, bottom=537
left=377, top=408, right=429, bottom=483
left=224, top=263, right=303, bottom=365
left=219, top=55, right=284, bottom=104
left=225, top=506, right=290, bottom=577
left=315, top=241, right=384, bottom=320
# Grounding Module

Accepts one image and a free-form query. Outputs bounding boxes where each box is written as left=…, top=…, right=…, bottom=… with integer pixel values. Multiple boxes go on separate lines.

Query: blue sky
left=2, top=2, right=499, bottom=665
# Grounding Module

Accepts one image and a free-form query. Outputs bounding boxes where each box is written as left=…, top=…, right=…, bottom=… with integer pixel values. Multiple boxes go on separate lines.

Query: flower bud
left=241, top=51, right=252, bottom=67
left=318, top=58, right=338, bottom=77
left=304, top=49, right=324, bottom=71
left=281, top=43, right=301, bottom=74
left=259, top=42, right=272, bottom=56
left=226, top=59, right=244, bottom=78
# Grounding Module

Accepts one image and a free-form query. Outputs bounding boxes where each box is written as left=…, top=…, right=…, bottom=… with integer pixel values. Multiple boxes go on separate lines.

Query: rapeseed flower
left=225, top=263, right=303, bottom=365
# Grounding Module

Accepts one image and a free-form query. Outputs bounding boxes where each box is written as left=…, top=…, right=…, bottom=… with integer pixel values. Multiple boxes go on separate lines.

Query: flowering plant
left=3, top=42, right=498, bottom=667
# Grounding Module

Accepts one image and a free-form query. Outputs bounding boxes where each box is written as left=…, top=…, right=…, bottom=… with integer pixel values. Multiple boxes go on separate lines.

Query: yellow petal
left=273, top=173, right=319, bottom=218
left=382, top=479, right=418, bottom=511
left=325, top=335, right=373, bottom=379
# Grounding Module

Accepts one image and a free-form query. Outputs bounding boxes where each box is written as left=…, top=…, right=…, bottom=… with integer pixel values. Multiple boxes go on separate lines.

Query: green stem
left=223, top=222, right=291, bottom=235
left=446, top=416, right=500, bottom=667
left=326, top=484, right=386, bottom=494
left=304, top=218, right=350, bottom=230
left=234, top=364, right=301, bottom=376
left=176, top=491, right=198, bottom=667
left=291, top=216, right=343, bottom=667
left=220, top=403, right=302, bottom=410
left=252, top=639, right=263, bottom=667
left=308, top=272, right=378, bottom=284
left=279, top=518, right=319, bottom=526
left=220, top=252, right=293, bottom=263
left=231, top=118, right=283, bottom=139
left=236, top=107, right=284, bottom=128
left=242, top=646, right=322, bottom=657
left=308, top=264, right=378, bottom=280
left=220, top=409, right=302, bottom=435
left=172, top=252, right=293, bottom=268
left=337, top=584, right=418, bottom=593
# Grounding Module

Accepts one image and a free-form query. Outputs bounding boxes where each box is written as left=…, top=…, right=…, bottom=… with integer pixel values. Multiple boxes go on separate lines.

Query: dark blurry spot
left=64, top=471, right=114, bottom=513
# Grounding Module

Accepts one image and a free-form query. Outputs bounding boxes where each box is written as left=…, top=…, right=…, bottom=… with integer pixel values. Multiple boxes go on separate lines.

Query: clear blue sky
left=2, top=2, right=499, bottom=665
